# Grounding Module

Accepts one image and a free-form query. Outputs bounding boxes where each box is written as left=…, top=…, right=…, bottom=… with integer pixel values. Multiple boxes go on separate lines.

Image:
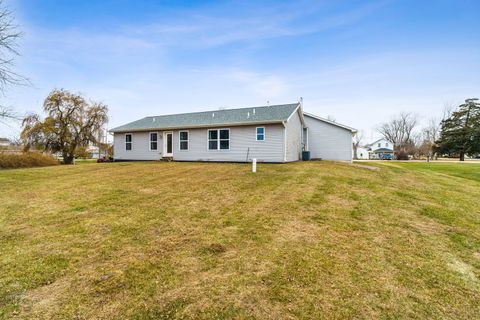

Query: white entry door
left=163, top=132, right=173, bottom=157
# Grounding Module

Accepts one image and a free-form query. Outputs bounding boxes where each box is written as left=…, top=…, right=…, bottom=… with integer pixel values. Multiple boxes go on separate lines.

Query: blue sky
left=1, top=0, right=479, bottom=140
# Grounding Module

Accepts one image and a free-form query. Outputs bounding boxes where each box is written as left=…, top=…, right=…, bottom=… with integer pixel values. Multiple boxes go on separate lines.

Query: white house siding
left=355, top=147, right=370, bottom=159
left=285, top=109, right=303, bottom=162
left=171, top=124, right=285, bottom=162
left=113, top=131, right=163, bottom=160
left=305, top=115, right=353, bottom=161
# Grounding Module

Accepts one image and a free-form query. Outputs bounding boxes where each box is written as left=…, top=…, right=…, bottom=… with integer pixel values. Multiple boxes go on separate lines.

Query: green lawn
left=1, top=161, right=480, bottom=319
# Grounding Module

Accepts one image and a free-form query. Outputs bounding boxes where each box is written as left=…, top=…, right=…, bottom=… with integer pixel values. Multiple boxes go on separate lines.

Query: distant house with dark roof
left=110, top=103, right=356, bottom=163
left=365, top=138, right=394, bottom=159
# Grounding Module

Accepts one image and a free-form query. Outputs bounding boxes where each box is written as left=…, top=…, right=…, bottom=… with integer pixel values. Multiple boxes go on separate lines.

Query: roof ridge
left=146, top=103, right=299, bottom=118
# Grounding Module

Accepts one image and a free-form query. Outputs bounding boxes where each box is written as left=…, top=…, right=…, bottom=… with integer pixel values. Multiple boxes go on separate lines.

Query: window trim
left=179, top=130, right=189, bottom=151
left=256, top=127, right=265, bottom=141
left=207, top=128, right=230, bottom=151
left=149, top=132, right=159, bottom=151
left=125, top=133, right=132, bottom=151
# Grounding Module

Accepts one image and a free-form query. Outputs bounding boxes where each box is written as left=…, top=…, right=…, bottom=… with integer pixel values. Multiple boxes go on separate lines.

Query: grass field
left=1, top=161, right=480, bottom=319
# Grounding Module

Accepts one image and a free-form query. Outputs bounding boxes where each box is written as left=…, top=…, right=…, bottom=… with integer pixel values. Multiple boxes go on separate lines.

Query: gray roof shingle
left=110, top=103, right=299, bottom=132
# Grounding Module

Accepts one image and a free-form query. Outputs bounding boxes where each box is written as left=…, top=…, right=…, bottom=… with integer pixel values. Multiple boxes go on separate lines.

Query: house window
left=125, top=134, right=132, bottom=151
left=208, top=129, right=230, bottom=150
left=149, top=132, right=158, bottom=150
left=386, top=143, right=389, bottom=148
left=378, top=143, right=381, bottom=148
left=179, top=131, right=189, bottom=150
left=256, top=127, right=265, bottom=141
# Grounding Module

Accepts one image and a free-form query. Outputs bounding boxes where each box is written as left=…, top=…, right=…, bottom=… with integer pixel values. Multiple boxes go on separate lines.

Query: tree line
left=373, top=98, right=480, bottom=161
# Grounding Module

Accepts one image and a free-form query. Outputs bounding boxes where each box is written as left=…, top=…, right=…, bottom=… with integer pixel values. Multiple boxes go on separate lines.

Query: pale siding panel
left=285, top=110, right=302, bottom=162
left=305, top=116, right=353, bottom=161
left=172, top=124, right=285, bottom=162
left=113, top=132, right=162, bottom=160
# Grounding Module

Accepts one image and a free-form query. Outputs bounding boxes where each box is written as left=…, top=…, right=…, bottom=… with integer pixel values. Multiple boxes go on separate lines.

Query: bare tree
left=352, top=130, right=364, bottom=159
left=421, top=118, right=440, bottom=161
left=442, top=102, right=454, bottom=121
left=377, top=112, right=419, bottom=155
left=0, top=105, right=19, bottom=120
left=0, top=0, right=27, bottom=121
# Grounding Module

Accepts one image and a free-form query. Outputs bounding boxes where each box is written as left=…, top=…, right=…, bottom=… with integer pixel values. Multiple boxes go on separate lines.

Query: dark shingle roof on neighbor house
left=373, top=148, right=394, bottom=153
left=110, top=103, right=300, bottom=132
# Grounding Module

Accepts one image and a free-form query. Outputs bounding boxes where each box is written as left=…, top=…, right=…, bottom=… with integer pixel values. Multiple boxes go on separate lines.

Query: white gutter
left=303, top=112, right=357, bottom=133
left=109, top=119, right=285, bottom=133
left=282, top=121, right=287, bottom=162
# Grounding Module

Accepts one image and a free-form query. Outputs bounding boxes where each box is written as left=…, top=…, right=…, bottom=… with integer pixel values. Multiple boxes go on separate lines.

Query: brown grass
left=0, top=161, right=480, bottom=319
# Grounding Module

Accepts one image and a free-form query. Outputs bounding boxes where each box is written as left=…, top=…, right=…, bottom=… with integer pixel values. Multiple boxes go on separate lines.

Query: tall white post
left=252, top=158, right=257, bottom=173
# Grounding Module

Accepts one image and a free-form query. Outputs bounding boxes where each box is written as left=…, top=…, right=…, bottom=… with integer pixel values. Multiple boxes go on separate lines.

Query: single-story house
left=110, top=103, right=356, bottom=163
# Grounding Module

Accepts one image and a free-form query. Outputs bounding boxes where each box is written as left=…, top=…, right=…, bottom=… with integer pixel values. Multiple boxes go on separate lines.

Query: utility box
left=302, top=151, right=311, bottom=161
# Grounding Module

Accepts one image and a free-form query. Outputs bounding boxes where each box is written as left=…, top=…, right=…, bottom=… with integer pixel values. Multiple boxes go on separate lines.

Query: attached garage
left=304, top=113, right=356, bottom=161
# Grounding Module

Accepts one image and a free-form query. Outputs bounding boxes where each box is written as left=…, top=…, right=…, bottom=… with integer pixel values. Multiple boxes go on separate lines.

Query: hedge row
left=0, top=152, right=59, bottom=169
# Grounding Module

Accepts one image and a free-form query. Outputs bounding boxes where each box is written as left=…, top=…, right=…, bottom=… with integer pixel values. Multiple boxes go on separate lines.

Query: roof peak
left=146, top=102, right=299, bottom=119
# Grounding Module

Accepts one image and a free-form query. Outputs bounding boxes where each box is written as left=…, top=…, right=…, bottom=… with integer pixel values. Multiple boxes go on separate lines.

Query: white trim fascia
left=303, top=112, right=357, bottom=133
left=110, top=120, right=284, bottom=133
left=304, top=127, right=309, bottom=151
left=283, top=121, right=287, bottom=162
left=286, top=103, right=302, bottom=123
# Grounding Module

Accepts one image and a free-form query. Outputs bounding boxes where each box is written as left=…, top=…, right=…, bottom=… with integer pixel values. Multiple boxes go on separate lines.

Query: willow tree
left=21, top=89, right=108, bottom=164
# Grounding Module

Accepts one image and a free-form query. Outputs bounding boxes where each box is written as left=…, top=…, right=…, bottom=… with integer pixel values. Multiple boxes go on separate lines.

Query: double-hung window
left=149, top=132, right=158, bottom=150
left=125, top=134, right=132, bottom=151
left=179, top=131, right=189, bottom=150
left=256, top=127, right=265, bottom=141
left=208, top=129, right=230, bottom=150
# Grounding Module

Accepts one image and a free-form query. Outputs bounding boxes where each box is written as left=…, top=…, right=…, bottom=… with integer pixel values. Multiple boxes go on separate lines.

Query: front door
left=163, top=132, right=173, bottom=157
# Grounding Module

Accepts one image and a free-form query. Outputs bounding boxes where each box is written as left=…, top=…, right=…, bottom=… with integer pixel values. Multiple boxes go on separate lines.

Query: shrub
left=0, top=152, right=59, bottom=169
left=395, top=150, right=410, bottom=160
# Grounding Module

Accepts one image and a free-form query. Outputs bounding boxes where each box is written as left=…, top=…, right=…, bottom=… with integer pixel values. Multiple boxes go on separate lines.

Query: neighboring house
left=355, top=147, right=370, bottom=159
left=365, top=138, right=394, bottom=159
left=110, top=103, right=356, bottom=163
left=86, top=145, right=100, bottom=159
left=0, top=137, right=10, bottom=147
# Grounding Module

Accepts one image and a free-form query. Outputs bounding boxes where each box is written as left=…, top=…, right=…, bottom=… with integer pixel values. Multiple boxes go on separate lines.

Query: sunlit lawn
left=1, top=161, right=479, bottom=319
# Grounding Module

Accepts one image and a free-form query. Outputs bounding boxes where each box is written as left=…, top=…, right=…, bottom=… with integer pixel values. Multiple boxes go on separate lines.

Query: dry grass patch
left=0, top=152, right=58, bottom=169
left=1, top=161, right=480, bottom=319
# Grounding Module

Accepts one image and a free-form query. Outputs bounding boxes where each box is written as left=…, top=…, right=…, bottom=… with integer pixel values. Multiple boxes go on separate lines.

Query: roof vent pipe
left=247, top=111, right=250, bottom=118
left=212, top=113, right=215, bottom=118
left=253, top=108, right=255, bottom=115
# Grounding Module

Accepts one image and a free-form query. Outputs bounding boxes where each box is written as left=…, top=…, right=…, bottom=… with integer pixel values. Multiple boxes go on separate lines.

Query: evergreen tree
left=437, top=98, right=480, bottom=161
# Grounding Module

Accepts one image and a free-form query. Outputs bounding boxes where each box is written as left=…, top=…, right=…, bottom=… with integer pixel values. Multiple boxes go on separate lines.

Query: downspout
left=282, top=121, right=287, bottom=162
